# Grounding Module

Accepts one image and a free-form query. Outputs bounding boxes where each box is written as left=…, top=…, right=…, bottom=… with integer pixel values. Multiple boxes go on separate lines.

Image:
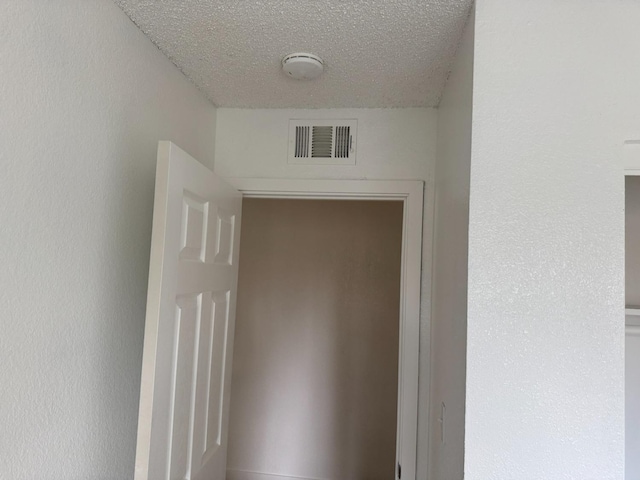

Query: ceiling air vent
left=288, top=119, right=357, bottom=165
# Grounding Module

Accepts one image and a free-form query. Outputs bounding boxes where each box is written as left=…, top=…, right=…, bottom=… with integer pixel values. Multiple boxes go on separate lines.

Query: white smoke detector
left=282, top=53, right=324, bottom=80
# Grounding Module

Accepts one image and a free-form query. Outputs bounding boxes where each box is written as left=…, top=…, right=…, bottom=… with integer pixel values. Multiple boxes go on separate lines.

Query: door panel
left=135, top=142, right=242, bottom=480
left=627, top=324, right=640, bottom=480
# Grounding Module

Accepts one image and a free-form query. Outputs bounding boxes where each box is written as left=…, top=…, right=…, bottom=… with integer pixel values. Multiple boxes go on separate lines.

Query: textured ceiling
left=114, top=0, right=473, bottom=108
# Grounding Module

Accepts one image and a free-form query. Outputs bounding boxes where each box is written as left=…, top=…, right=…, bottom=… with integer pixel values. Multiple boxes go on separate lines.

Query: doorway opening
left=227, top=178, right=423, bottom=480
left=226, top=198, right=402, bottom=480
left=625, top=175, right=640, bottom=480
left=226, top=178, right=426, bottom=480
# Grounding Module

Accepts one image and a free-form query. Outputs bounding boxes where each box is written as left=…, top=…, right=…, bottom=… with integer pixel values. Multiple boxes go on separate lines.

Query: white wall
left=215, top=108, right=435, bottom=181
left=215, top=107, right=436, bottom=479
left=0, top=2, right=216, bottom=478
left=429, top=7, right=474, bottom=480
left=464, top=1, right=640, bottom=478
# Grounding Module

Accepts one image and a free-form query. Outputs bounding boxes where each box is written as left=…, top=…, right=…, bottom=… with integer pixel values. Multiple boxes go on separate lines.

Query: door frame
left=226, top=178, right=423, bottom=480
left=625, top=141, right=640, bottom=336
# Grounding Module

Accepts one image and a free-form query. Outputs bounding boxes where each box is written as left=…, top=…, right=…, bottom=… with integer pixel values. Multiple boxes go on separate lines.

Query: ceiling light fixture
left=282, top=53, right=324, bottom=80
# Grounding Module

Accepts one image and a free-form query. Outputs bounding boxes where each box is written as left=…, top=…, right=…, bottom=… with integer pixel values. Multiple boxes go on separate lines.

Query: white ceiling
left=114, top=0, right=473, bottom=108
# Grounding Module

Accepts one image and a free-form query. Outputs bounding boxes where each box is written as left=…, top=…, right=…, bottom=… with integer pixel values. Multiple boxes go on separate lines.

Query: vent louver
left=289, top=120, right=357, bottom=165
left=334, top=126, right=350, bottom=158
left=295, top=126, right=310, bottom=158
left=311, top=126, right=333, bottom=158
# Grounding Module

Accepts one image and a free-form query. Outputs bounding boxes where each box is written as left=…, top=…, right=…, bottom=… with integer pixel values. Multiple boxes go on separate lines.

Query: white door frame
left=624, top=140, right=640, bottom=176
left=625, top=308, right=640, bottom=336
left=225, top=178, right=423, bottom=480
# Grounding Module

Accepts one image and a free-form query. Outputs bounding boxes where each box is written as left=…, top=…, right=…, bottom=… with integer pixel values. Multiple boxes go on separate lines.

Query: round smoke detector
left=282, top=53, right=324, bottom=80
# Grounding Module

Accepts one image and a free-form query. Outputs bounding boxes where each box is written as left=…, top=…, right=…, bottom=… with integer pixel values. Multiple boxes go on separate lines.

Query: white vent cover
left=288, top=119, right=357, bottom=165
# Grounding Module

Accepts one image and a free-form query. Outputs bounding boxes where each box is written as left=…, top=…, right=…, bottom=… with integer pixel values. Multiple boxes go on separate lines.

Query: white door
left=135, top=141, right=242, bottom=480
left=626, top=315, right=640, bottom=480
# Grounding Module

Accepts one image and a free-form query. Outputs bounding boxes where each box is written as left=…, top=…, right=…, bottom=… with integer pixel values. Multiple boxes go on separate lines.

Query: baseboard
left=226, top=468, right=330, bottom=480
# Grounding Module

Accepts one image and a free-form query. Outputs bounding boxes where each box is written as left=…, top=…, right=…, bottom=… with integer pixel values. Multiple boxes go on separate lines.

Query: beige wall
left=626, top=176, right=640, bottom=480
left=227, top=199, right=403, bottom=480
left=627, top=177, right=640, bottom=306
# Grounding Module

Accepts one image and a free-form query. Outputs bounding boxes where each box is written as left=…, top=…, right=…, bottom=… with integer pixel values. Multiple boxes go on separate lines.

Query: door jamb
left=225, top=178, right=424, bottom=480
left=625, top=142, right=640, bottom=336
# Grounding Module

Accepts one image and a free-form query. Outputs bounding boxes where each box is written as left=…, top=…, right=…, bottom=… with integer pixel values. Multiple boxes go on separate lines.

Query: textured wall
left=429, top=7, right=474, bottom=480
left=215, top=107, right=436, bottom=480
left=114, top=0, right=472, bottom=108
left=464, top=1, right=640, bottom=478
left=0, top=1, right=216, bottom=478
left=228, top=199, right=402, bottom=480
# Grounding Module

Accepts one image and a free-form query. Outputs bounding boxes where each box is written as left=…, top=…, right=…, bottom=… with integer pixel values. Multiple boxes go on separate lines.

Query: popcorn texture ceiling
left=114, top=0, right=473, bottom=108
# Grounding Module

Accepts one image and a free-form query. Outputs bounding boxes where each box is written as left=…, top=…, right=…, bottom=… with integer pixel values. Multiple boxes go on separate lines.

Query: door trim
left=226, top=178, right=423, bottom=480
left=625, top=142, right=640, bottom=336
left=626, top=308, right=640, bottom=336
left=624, top=140, right=640, bottom=175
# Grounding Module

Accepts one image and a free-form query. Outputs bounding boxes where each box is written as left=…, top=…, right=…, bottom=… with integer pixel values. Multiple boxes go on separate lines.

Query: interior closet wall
left=227, top=198, right=403, bottom=480
left=626, top=176, right=640, bottom=480
left=627, top=177, right=640, bottom=304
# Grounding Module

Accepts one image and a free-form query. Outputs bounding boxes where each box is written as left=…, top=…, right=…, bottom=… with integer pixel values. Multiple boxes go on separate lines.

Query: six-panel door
left=135, top=142, right=242, bottom=480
